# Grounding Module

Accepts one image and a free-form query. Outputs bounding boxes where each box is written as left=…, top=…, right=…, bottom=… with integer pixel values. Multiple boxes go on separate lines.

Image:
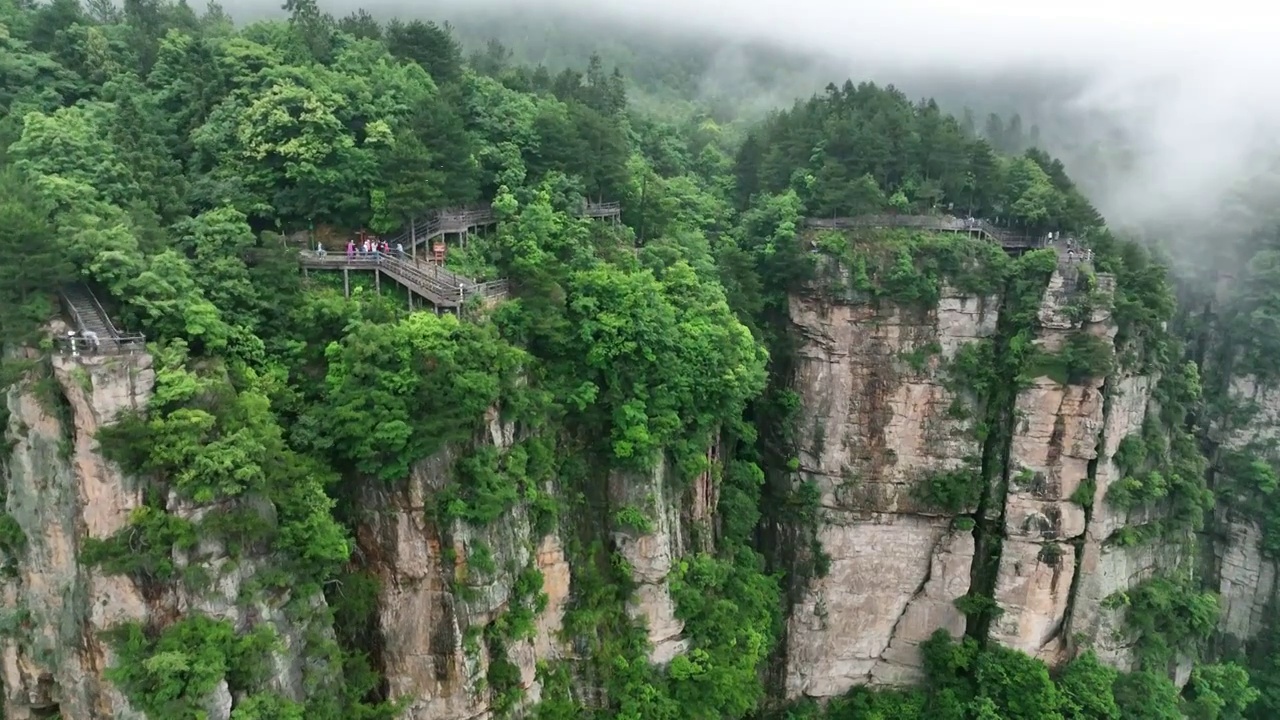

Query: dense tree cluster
left=736, top=82, right=1103, bottom=233
left=0, top=1, right=1272, bottom=719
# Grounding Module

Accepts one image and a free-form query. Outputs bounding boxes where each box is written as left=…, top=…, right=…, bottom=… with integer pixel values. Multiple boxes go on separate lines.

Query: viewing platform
left=804, top=214, right=1059, bottom=252
left=298, top=251, right=508, bottom=310
left=387, top=206, right=498, bottom=253
left=304, top=199, right=622, bottom=311
left=387, top=200, right=624, bottom=252
left=580, top=201, right=622, bottom=222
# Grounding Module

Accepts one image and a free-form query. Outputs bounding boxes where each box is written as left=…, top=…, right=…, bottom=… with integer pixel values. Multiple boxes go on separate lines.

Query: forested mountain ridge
left=0, top=2, right=1277, bottom=720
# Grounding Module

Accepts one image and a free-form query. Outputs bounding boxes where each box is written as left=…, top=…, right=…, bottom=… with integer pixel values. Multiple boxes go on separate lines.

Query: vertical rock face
left=163, top=492, right=343, bottom=717
left=1064, top=373, right=1169, bottom=671
left=780, top=256, right=1214, bottom=698
left=783, top=288, right=996, bottom=697
left=356, top=416, right=713, bottom=718
left=1, top=350, right=154, bottom=720
left=1215, top=519, right=1277, bottom=642
left=990, top=267, right=1115, bottom=661
left=610, top=461, right=690, bottom=665
left=18, top=263, right=1278, bottom=717
left=1212, top=376, right=1280, bottom=644
left=2, top=345, right=342, bottom=720
left=357, top=414, right=572, bottom=719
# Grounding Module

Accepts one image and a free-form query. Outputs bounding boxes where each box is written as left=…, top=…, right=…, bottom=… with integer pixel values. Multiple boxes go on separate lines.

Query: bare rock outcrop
left=2, top=344, right=350, bottom=719
left=784, top=287, right=997, bottom=697
left=609, top=460, right=690, bottom=665
left=1063, top=373, right=1172, bottom=671
left=990, top=266, right=1116, bottom=661
left=1, top=349, right=153, bottom=720
left=356, top=413, right=572, bottom=719
left=1210, top=376, right=1280, bottom=644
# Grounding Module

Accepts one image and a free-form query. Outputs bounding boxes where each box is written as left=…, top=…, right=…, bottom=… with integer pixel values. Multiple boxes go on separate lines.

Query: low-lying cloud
left=234, top=0, right=1280, bottom=238
left=526, top=0, right=1279, bottom=233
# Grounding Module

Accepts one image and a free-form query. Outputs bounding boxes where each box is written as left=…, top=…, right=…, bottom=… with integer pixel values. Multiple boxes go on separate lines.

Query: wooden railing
left=55, top=284, right=146, bottom=355
left=582, top=201, right=622, bottom=219
left=804, top=214, right=1054, bottom=249
left=298, top=251, right=509, bottom=306
left=387, top=205, right=498, bottom=251
left=338, top=198, right=622, bottom=306
left=386, top=199, right=622, bottom=250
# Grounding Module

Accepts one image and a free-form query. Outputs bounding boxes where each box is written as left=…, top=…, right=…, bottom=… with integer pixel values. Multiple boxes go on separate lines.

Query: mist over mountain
left=7, top=2, right=1280, bottom=718
left=218, top=0, right=1279, bottom=245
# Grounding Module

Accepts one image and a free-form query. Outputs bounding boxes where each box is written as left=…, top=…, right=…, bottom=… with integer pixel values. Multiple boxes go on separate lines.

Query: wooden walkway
left=386, top=201, right=623, bottom=252
left=804, top=214, right=1055, bottom=251
left=580, top=201, right=622, bottom=221
left=388, top=207, right=496, bottom=253
left=298, top=251, right=508, bottom=309
left=304, top=199, right=623, bottom=310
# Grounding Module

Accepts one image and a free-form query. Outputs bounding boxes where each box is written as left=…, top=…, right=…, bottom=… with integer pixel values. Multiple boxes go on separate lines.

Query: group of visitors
left=348, top=238, right=389, bottom=257
left=1062, top=238, right=1092, bottom=263
left=311, top=236, right=411, bottom=260
left=340, top=238, right=407, bottom=259
left=1042, top=233, right=1092, bottom=261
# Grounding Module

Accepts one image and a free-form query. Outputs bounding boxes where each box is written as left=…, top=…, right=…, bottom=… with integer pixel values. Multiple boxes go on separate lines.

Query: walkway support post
left=343, top=267, right=350, bottom=298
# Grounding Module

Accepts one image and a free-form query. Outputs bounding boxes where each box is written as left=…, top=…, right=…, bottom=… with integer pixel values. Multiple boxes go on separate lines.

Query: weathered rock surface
left=14, top=252, right=1280, bottom=719
left=2, top=344, right=344, bottom=720
left=991, top=266, right=1115, bottom=661
left=1211, top=376, right=1280, bottom=645
left=780, top=258, right=1214, bottom=698
left=784, top=288, right=997, bottom=697
left=1061, top=373, right=1172, bottom=671
left=1, top=349, right=153, bottom=720
left=610, top=461, right=690, bottom=665
left=356, top=413, right=573, bottom=719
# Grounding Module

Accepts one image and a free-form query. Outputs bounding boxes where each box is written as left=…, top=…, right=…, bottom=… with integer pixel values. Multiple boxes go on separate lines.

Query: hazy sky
left=238, top=0, right=1280, bottom=233
left=509, top=0, right=1279, bottom=229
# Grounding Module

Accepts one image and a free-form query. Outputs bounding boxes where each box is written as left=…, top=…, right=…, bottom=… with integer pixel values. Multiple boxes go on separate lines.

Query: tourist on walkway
left=346, top=240, right=354, bottom=259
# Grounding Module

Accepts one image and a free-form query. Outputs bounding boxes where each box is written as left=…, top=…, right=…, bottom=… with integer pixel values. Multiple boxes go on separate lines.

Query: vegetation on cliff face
left=0, top=1, right=1272, bottom=719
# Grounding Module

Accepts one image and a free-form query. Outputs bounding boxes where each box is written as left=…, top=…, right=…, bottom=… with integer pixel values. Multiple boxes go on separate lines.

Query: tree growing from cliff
left=0, top=1, right=1253, bottom=718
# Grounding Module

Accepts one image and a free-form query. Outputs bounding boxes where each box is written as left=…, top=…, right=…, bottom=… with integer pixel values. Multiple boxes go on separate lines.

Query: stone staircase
left=57, top=284, right=145, bottom=353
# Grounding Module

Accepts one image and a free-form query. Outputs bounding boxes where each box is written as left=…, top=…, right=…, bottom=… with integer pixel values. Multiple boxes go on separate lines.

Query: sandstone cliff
left=1, top=345, right=153, bottom=719
left=989, top=266, right=1115, bottom=662
left=784, top=285, right=992, bottom=695
left=0, top=340, right=345, bottom=719
left=354, top=412, right=573, bottom=720
left=0, top=329, right=722, bottom=720
left=780, top=249, right=1195, bottom=700
left=353, top=408, right=718, bottom=717
left=1211, top=376, right=1280, bottom=646
left=6, top=249, right=1272, bottom=718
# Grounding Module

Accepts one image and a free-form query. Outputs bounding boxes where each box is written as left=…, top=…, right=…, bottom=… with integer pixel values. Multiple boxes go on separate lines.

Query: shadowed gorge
left=0, top=2, right=1279, bottom=720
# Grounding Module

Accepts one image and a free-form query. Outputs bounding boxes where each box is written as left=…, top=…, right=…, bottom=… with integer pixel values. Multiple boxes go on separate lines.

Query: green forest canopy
left=0, top=1, right=1274, bottom=719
